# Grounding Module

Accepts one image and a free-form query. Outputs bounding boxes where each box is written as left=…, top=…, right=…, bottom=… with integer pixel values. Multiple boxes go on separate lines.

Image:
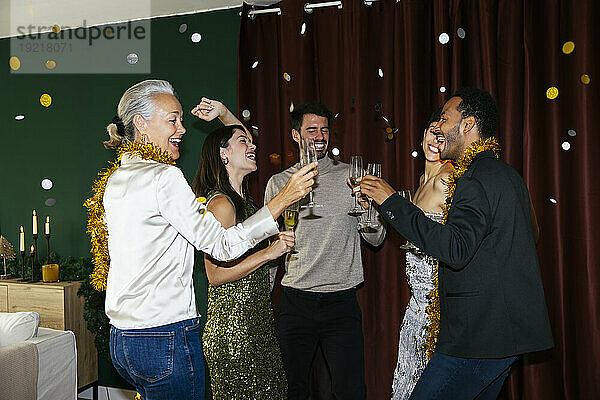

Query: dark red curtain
left=237, top=1, right=600, bottom=398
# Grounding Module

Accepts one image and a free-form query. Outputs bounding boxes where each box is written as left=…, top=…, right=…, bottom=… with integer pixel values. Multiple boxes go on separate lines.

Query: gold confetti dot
left=385, top=127, right=393, bottom=134
left=45, top=60, right=56, bottom=69
left=9, top=56, right=21, bottom=71
left=283, top=72, right=291, bottom=81
left=196, top=196, right=206, bottom=203
left=387, top=133, right=394, bottom=140
left=106, top=28, right=113, bottom=35
left=581, top=74, right=590, bottom=84
left=40, top=93, right=52, bottom=107
left=52, top=24, right=60, bottom=34
left=546, top=86, right=559, bottom=100
left=562, top=41, right=575, bottom=54
left=269, top=153, right=281, bottom=164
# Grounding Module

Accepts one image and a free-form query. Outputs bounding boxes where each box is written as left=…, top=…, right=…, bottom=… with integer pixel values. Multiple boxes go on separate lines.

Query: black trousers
left=278, top=286, right=366, bottom=400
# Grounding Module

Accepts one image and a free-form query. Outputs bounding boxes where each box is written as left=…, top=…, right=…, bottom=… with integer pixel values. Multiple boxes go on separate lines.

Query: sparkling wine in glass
left=348, top=155, right=365, bottom=216
left=283, top=201, right=300, bottom=253
left=299, top=137, right=318, bottom=208
left=398, top=190, right=416, bottom=250
left=364, top=163, right=382, bottom=228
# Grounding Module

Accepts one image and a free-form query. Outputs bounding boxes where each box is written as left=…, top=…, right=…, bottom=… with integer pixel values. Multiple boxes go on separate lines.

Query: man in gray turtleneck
left=264, top=101, right=386, bottom=400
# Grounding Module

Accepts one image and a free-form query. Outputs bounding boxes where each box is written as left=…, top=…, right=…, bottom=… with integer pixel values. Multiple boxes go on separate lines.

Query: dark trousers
left=278, top=286, right=366, bottom=400
left=409, top=351, right=519, bottom=400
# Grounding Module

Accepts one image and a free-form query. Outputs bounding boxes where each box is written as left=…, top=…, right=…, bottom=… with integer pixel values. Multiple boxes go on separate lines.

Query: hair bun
left=103, top=122, right=123, bottom=149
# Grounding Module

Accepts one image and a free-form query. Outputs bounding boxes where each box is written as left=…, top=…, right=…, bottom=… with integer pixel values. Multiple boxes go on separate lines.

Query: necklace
left=422, top=136, right=501, bottom=360
left=84, top=140, right=175, bottom=291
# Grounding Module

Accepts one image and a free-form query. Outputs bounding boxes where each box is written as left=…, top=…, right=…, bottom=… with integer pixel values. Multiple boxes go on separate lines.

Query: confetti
left=580, top=74, right=590, bottom=84
left=15, top=115, right=25, bottom=121
left=242, top=109, right=251, bottom=121
left=126, top=53, right=138, bottom=64
left=411, top=151, right=418, bottom=157
left=386, top=127, right=393, bottom=133
left=45, top=198, right=57, bottom=207
left=561, top=141, right=570, bottom=151
left=191, top=33, right=202, bottom=43
left=546, top=86, right=559, bottom=100
left=45, top=60, right=56, bottom=69
left=331, top=147, right=340, bottom=156
left=334, top=113, right=340, bottom=119
left=378, top=68, right=384, bottom=78
left=301, top=22, right=307, bottom=35
left=179, top=24, right=188, bottom=33
left=41, top=179, right=53, bottom=190
left=9, top=56, right=21, bottom=71
left=439, top=33, right=450, bottom=45
left=457, top=27, right=466, bottom=39
left=252, top=60, right=259, bottom=69
left=52, top=24, right=60, bottom=34
left=567, top=129, right=576, bottom=137
left=40, top=93, right=52, bottom=107
left=549, top=198, right=557, bottom=204
left=283, top=72, right=291, bottom=81
left=439, top=86, right=446, bottom=93
left=269, top=153, right=281, bottom=164
left=289, top=101, right=294, bottom=113
left=562, top=41, right=575, bottom=54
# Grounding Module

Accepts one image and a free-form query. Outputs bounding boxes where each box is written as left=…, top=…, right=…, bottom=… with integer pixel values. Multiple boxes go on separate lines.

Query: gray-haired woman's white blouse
left=104, top=153, right=278, bottom=329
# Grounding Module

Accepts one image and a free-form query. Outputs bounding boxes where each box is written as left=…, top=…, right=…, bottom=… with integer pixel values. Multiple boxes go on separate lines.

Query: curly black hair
left=451, top=88, right=498, bottom=138
left=425, top=107, right=443, bottom=130
left=290, top=101, right=333, bottom=132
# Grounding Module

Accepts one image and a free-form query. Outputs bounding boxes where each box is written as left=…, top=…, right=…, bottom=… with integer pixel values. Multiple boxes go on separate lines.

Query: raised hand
left=267, top=162, right=318, bottom=219
left=356, top=175, right=396, bottom=205
left=191, top=97, right=227, bottom=122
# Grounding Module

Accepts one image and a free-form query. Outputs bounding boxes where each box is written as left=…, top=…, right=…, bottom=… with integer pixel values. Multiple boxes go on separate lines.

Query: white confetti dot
left=378, top=68, right=384, bottom=78
left=41, top=179, right=53, bottom=190
left=301, top=23, right=307, bottom=35
left=567, top=129, right=576, bottom=137
left=457, top=27, right=466, bottom=39
left=251, top=60, right=259, bottom=69
left=191, top=33, right=202, bottom=43
left=549, top=198, right=557, bottom=204
left=15, top=114, right=25, bottom=120
left=126, top=53, right=138, bottom=64
left=439, top=86, right=446, bottom=93
left=252, top=126, right=259, bottom=136
left=289, top=102, right=294, bottom=113
left=439, top=32, right=450, bottom=45
left=252, top=125, right=259, bottom=131
left=242, top=109, right=251, bottom=121
left=334, top=113, right=340, bottom=119
left=179, top=23, right=187, bottom=33
left=45, top=198, right=56, bottom=207
left=411, top=151, right=418, bottom=158
left=561, top=141, right=571, bottom=151
left=331, top=147, right=340, bottom=156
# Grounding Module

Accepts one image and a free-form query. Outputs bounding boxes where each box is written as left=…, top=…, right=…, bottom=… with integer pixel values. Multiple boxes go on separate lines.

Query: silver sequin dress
left=391, top=212, right=442, bottom=400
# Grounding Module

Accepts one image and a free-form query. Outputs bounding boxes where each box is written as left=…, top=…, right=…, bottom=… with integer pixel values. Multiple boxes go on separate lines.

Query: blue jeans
left=409, top=351, right=519, bottom=400
left=110, top=318, right=205, bottom=400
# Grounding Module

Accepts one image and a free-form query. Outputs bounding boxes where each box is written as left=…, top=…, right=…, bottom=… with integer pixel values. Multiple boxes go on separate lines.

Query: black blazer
left=379, top=151, right=553, bottom=358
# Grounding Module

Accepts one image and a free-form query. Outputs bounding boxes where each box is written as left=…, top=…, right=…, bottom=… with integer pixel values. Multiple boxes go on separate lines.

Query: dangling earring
left=222, top=157, right=229, bottom=165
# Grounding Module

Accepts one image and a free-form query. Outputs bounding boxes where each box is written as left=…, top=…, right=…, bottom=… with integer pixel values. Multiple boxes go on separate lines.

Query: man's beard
left=440, top=122, right=462, bottom=161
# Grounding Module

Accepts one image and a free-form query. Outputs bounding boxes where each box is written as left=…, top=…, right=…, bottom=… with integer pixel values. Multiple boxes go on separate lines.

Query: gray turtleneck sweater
left=264, top=155, right=386, bottom=292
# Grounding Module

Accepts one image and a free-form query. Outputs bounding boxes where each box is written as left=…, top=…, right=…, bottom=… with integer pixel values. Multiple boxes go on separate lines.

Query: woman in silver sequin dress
left=391, top=110, right=453, bottom=399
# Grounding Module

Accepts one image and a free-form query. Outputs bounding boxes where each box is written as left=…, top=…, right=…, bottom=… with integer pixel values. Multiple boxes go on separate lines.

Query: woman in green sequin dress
left=192, top=102, right=293, bottom=399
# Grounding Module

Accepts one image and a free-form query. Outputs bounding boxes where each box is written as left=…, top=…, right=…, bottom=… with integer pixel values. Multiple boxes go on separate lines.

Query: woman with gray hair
left=86, top=79, right=317, bottom=400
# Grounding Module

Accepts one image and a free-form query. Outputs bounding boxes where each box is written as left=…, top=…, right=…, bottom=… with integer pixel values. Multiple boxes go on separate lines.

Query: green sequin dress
left=202, top=191, right=287, bottom=399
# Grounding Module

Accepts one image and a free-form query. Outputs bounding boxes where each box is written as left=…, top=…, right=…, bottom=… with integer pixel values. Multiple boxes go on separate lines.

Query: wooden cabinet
left=0, top=279, right=98, bottom=389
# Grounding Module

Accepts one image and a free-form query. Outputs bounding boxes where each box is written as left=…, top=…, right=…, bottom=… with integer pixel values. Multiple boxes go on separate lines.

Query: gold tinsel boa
left=422, top=136, right=501, bottom=361
left=84, top=140, right=176, bottom=291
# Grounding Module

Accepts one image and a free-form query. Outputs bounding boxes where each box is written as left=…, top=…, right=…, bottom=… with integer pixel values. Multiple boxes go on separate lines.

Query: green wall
left=0, top=9, right=240, bottom=392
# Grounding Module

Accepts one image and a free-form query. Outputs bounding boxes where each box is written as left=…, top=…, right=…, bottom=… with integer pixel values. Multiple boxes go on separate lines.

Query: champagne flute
left=364, top=163, right=382, bottom=228
left=348, top=155, right=365, bottom=216
left=398, top=190, right=415, bottom=250
left=299, top=137, right=318, bottom=208
left=283, top=201, right=300, bottom=254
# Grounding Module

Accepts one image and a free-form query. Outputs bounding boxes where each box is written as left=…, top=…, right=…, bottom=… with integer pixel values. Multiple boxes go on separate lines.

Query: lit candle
left=32, top=210, right=38, bottom=235
left=19, top=226, right=25, bottom=252
left=30, top=244, right=35, bottom=254
left=45, top=216, right=50, bottom=235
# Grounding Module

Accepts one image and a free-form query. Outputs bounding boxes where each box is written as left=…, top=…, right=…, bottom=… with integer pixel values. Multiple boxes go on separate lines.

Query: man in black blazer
left=358, top=88, right=553, bottom=399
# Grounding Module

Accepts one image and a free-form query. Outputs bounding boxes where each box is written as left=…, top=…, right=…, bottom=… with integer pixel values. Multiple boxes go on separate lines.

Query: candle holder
left=45, top=232, right=51, bottom=263
left=33, top=233, right=39, bottom=265
left=30, top=250, right=38, bottom=282
left=18, top=250, right=27, bottom=282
